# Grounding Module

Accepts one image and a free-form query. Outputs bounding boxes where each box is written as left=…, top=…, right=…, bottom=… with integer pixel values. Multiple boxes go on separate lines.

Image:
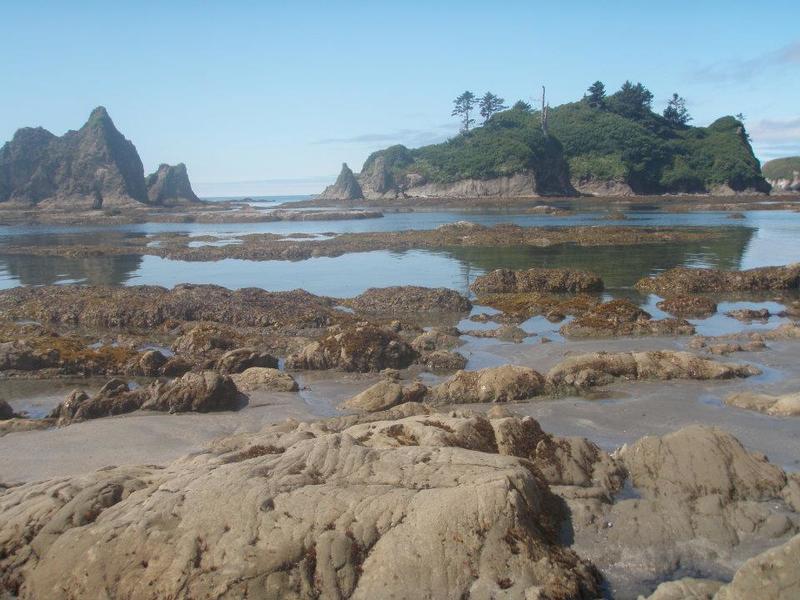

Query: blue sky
left=1, top=0, right=798, bottom=196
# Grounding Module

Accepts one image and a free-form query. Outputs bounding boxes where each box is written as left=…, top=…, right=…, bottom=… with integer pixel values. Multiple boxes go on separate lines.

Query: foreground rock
left=471, top=268, right=603, bottom=294
left=0, top=400, right=16, bottom=420
left=0, top=413, right=603, bottom=599
left=725, top=391, right=800, bottom=417
left=640, top=578, right=723, bottom=599
left=344, top=286, right=471, bottom=315
left=636, top=265, right=800, bottom=295
left=428, top=365, right=545, bottom=404
left=714, top=533, right=800, bottom=599
left=546, top=350, right=760, bottom=390
left=560, top=299, right=695, bottom=337
left=286, top=323, right=416, bottom=372
left=571, top=425, right=798, bottom=598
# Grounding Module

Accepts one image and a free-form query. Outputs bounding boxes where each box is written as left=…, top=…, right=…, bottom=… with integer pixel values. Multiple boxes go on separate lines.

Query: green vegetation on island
left=337, top=81, right=769, bottom=197
left=762, top=156, right=800, bottom=180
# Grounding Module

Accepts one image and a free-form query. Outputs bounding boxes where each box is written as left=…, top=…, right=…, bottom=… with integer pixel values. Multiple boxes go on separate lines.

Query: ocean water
left=0, top=209, right=798, bottom=297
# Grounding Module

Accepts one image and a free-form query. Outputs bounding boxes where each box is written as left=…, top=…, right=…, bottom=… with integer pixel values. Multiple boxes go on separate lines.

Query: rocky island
left=319, top=82, right=771, bottom=201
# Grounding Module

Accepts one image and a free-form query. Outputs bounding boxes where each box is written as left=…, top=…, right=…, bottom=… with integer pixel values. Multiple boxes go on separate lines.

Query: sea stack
left=0, top=107, right=149, bottom=208
left=318, top=163, right=363, bottom=200
left=145, top=163, right=201, bottom=204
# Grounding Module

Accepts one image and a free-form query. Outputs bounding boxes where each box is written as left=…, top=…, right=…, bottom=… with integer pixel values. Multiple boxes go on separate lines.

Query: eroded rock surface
left=232, top=367, right=299, bottom=393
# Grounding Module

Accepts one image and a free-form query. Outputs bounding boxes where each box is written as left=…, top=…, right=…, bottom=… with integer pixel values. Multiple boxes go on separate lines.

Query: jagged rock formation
left=145, top=163, right=201, bottom=203
left=318, top=163, right=363, bottom=200
left=0, top=107, right=198, bottom=209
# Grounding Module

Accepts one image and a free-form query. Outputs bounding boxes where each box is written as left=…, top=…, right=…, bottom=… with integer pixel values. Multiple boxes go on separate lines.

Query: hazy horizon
left=2, top=0, right=798, bottom=195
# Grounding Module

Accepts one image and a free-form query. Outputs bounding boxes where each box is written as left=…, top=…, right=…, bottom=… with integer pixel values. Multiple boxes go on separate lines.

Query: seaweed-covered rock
left=215, top=347, right=278, bottom=374
left=636, top=265, right=800, bottom=295
left=546, top=350, right=760, bottom=390
left=560, top=299, right=695, bottom=337
left=656, top=295, right=718, bottom=318
left=471, top=267, right=604, bottom=294
left=346, top=286, right=471, bottom=315
left=285, top=324, right=417, bottom=372
left=429, top=365, right=546, bottom=404
left=142, top=371, right=240, bottom=413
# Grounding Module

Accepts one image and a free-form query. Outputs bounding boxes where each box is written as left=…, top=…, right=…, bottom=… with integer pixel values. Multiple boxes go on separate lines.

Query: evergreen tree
left=608, top=81, right=654, bottom=119
left=478, top=92, right=508, bottom=123
left=663, top=93, right=692, bottom=126
left=586, top=81, right=606, bottom=108
left=452, top=91, right=477, bottom=132
left=512, top=100, right=532, bottom=112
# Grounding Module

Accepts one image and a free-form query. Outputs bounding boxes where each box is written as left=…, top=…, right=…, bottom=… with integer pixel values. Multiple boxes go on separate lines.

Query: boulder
left=656, top=295, right=718, bottom=318
left=173, top=323, right=240, bottom=356
left=340, top=380, right=404, bottom=413
left=0, top=400, right=14, bottom=420
left=142, top=371, right=240, bottom=413
left=418, top=350, right=468, bottom=370
left=470, top=267, right=604, bottom=294
left=410, top=327, right=462, bottom=353
left=546, top=350, right=760, bottom=390
left=49, top=380, right=147, bottom=425
left=725, top=391, right=800, bottom=417
left=232, top=367, right=299, bottom=392
left=137, top=349, right=167, bottom=376
left=429, top=365, right=546, bottom=404
left=216, top=347, right=278, bottom=374
left=714, top=533, right=800, bottom=600
left=285, top=324, right=417, bottom=372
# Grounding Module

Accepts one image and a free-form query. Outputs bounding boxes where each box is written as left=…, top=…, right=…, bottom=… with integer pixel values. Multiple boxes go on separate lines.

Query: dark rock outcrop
left=0, top=107, right=149, bottom=208
left=560, top=299, right=695, bottom=337
left=142, top=371, right=240, bottom=413
left=318, top=163, right=363, bottom=200
left=145, top=163, right=200, bottom=204
left=656, top=295, right=718, bottom=318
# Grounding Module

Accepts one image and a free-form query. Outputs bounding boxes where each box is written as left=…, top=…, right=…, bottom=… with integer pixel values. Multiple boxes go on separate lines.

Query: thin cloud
left=691, top=40, right=800, bottom=83
left=748, top=116, right=800, bottom=161
left=314, top=123, right=459, bottom=147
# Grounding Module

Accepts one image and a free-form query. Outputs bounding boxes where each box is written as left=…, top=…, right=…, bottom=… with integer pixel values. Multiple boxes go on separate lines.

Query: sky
left=1, top=0, right=798, bottom=197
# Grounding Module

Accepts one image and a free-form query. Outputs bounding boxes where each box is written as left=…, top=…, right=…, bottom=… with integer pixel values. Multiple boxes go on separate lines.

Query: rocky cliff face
left=145, top=163, right=200, bottom=204
left=0, top=107, right=150, bottom=208
left=0, top=107, right=199, bottom=209
left=762, top=157, right=800, bottom=194
left=318, top=163, right=363, bottom=200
